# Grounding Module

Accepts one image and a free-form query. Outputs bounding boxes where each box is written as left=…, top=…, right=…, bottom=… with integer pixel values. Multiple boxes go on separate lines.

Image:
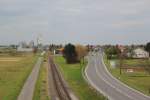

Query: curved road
left=85, top=51, right=150, bottom=100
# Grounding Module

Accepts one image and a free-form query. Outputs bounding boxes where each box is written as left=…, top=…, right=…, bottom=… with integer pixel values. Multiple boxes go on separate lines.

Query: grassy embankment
left=54, top=56, right=106, bottom=100
left=103, top=54, right=150, bottom=96
left=0, top=53, right=38, bottom=100
left=33, top=54, right=49, bottom=100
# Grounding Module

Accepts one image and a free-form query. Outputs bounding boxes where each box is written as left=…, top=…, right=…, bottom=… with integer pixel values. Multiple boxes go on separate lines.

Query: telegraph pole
left=117, top=45, right=124, bottom=75
left=120, top=53, right=123, bottom=75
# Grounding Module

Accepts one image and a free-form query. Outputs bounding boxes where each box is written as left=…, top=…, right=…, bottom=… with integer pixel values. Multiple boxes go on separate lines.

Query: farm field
left=54, top=56, right=106, bottom=100
left=104, top=55, right=150, bottom=96
left=124, top=59, right=150, bottom=67
left=0, top=53, right=38, bottom=100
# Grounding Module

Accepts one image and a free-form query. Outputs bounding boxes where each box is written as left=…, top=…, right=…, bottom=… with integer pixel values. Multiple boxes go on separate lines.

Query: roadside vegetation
left=145, top=42, right=150, bottom=57
left=54, top=56, right=106, bottom=100
left=0, top=52, right=38, bottom=100
left=63, top=43, right=79, bottom=63
left=62, top=43, right=88, bottom=64
left=104, top=46, right=150, bottom=96
left=33, top=60, right=49, bottom=100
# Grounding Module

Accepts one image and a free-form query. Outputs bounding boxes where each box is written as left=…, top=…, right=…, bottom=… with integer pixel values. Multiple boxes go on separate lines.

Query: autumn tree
left=75, top=44, right=88, bottom=64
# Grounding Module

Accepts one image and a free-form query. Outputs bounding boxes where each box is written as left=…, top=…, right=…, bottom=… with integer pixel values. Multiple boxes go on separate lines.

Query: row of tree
left=104, top=42, right=150, bottom=74
left=105, top=46, right=119, bottom=59
left=145, top=42, right=150, bottom=57
left=63, top=43, right=88, bottom=64
left=104, top=42, right=150, bottom=59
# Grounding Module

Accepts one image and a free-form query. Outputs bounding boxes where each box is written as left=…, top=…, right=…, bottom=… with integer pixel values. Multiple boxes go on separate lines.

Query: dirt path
left=17, top=57, right=43, bottom=100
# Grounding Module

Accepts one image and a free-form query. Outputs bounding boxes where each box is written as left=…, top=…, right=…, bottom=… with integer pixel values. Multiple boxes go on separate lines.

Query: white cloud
left=0, top=0, right=150, bottom=45
left=111, top=20, right=145, bottom=29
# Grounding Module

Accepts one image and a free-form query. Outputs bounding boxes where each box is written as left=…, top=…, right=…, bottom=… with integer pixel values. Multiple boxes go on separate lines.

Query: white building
left=29, top=40, right=34, bottom=48
left=17, top=47, right=33, bottom=52
left=37, top=34, right=43, bottom=50
left=133, top=48, right=149, bottom=58
left=17, top=42, right=33, bottom=52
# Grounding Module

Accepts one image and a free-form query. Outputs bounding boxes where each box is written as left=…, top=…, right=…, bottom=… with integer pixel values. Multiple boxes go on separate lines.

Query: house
left=117, top=45, right=126, bottom=53
left=132, top=48, right=149, bottom=58
left=54, top=48, right=64, bottom=55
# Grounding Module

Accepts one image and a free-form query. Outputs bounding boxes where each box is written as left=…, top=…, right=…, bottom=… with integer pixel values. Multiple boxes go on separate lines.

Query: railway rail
left=48, top=56, right=72, bottom=100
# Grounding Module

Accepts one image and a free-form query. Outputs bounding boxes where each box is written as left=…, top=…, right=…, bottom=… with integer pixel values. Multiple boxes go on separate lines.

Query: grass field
left=33, top=61, right=49, bottom=100
left=0, top=53, right=38, bottom=100
left=104, top=55, right=150, bottom=96
left=54, top=56, right=106, bottom=100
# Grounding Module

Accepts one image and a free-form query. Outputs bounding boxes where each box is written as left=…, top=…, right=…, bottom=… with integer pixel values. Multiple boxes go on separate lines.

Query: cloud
left=0, top=0, right=150, bottom=45
left=111, top=20, right=145, bottom=29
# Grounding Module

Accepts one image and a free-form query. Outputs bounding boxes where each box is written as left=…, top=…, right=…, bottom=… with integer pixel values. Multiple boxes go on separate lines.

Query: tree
left=75, top=44, right=88, bottom=63
left=63, top=43, right=78, bottom=63
left=33, top=47, right=38, bottom=54
left=145, top=42, right=150, bottom=74
left=105, top=46, right=118, bottom=59
left=145, top=42, right=150, bottom=57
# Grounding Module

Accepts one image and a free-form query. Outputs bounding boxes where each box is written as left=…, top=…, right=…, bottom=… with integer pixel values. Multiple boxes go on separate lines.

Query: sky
left=0, top=0, right=150, bottom=45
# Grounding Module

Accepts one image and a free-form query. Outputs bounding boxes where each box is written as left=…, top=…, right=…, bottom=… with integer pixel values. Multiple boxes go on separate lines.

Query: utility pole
left=117, top=45, right=124, bottom=75
left=120, top=53, right=123, bottom=75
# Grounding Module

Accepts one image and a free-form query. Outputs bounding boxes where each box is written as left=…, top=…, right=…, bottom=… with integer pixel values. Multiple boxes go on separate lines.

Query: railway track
left=48, top=56, right=72, bottom=100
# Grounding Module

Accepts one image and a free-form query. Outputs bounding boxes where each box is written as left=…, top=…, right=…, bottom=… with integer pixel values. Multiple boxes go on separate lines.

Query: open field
left=33, top=61, right=49, bottom=100
left=54, top=56, right=105, bottom=100
left=0, top=57, right=22, bottom=62
left=104, top=55, right=150, bottom=96
left=0, top=53, right=38, bottom=100
left=123, top=59, right=150, bottom=68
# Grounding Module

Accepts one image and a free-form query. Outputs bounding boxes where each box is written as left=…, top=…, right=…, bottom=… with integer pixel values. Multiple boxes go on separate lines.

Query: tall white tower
left=37, top=34, right=42, bottom=45
left=37, top=34, right=43, bottom=49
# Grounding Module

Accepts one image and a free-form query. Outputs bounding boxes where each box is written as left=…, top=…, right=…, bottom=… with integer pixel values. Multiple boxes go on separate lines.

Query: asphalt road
left=85, top=51, right=150, bottom=100
left=17, top=57, right=43, bottom=100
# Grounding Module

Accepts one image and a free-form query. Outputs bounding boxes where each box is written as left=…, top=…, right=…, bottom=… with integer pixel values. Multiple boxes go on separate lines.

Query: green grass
left=0, top=54, right=38, bottom=100
left=33, top=61, right=49, bottom=100
left=123, top=59, right=150, bottom=67
left=54, top=56, right=106, bottom=100
left=104, top=55, right=150, bottom=96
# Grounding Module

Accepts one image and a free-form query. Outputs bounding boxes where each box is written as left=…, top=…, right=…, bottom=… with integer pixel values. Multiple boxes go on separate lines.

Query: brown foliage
left=75, top=44, right=88, bottom=61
